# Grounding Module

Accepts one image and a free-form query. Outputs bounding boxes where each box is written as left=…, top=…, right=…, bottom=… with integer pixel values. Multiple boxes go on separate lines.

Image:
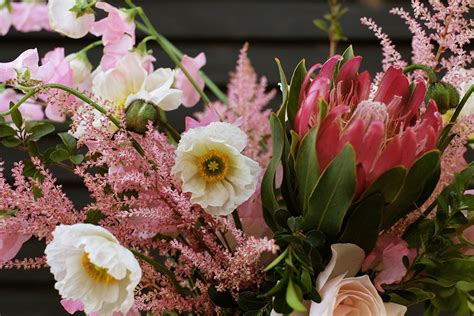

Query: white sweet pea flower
left=66, top=52, right=93, bottom=90
left=48, top=0, right=95, bottom=39
left=459, top=76, right=474, bottom=117
left=93, top=53, right=181, bottom=112
left=172, top=122, right=260, bottom=216
left=45, top=224, right=142, bottom=316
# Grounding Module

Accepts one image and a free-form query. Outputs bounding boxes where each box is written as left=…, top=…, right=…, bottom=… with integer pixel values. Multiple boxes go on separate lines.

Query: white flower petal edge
left=45, top=224, right=142, bottom=316
left=172, top=122, right=260, bottom=216
left=48, top=0, right=95, bottom=39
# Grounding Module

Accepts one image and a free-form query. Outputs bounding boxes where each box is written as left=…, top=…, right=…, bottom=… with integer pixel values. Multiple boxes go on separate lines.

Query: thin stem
left=232, top=210, right=243, bottom=231
left=77, top=40, right=102, bottom=55
left=133, top=10, right=228, bottom=105
left=403, top=64, right=438, bottom=84
left=127, top=1, right=211, bottom=106
left=130, top=249, right=188, bottom=297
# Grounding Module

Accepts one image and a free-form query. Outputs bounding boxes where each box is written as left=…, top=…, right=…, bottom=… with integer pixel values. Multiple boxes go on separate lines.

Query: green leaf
left=29, top=123, right=55, bottom=141
left=10, top=102, right=23, bottom=130
left=208, top=286, right=234, bottom=308
left=286, top=278, right=306, bottom=312
left=0, top=125, right=16, bottom=138
left=1, top=136, right=21, bottom=148
left=296, top=127, right=320, bottom=212
left=69, top=154, right=84, bottom=165
left=287, top=216, right=304, bottom=232
left=339, top=193, right=384, bottom=252
left=381, top=150, right=441, bottom=229
left=287, top=59, right=307, bottom=128
left=238, top=292, right=269, bottom=311
left=263, top=247, right=288, bottom=272
left=58, top=132, right=77, bottom=153
left=436, top=258, right=474, bottom=283
left=300, top=269, right=312, bottom=293
left=313, top=19, right=328, bottom=32
left=50, top=148, right=70, bottom=163
left=27, top=141, right=40, bottom=157
left=304, top=145, right=356, bottom=239
left=85, top=210, right=105, bottom=224
left=275, top=58, right=289, bottom=124
left=261, top=114, right=285, bottom=231
left=361, top=167, right=407, bottom=204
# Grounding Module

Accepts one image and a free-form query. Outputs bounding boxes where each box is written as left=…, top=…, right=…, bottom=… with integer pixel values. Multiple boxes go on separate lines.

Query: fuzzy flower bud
left=125, top=100, right=158, bottom=134
left=426, top=82, right=460, bottom=114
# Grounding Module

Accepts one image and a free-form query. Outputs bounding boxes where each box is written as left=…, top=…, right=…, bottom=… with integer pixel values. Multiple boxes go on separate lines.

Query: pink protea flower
left=362, top=233, right=417, bottom=292
left=294, top=55, right=443, bottom=194
left=175, top=53, right=206, bottom=107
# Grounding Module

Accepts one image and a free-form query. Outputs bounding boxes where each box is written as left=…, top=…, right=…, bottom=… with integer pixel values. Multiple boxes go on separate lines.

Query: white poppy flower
left=93, top=53, right=181, bottom=112
left=172, top=122, right=260, bottom=216
left=66, top=53, right=93, bottom=91
left=45, top=224, right=142, bottom=316
left=48, top=0, right=95, bottom=39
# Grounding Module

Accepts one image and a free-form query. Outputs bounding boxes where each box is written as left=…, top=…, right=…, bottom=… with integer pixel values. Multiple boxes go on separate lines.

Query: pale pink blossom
left=12, top=2, right=50, bottom=32
left=0, top=89, right=44, bottom=121
left=0, top=220, right=31, bottom=263
left=362, top=233, right=417, bottom=292
left=91, top=2, right=135, bottom=45
left=0, top=7, right=12, bottom=35
left=175, top=53, right=206, bottom=107
left=185, top=109, right=219, bottom=131
left=100, top=34, right=134, bottom=71
left=0, top=49, right=39, bottom=82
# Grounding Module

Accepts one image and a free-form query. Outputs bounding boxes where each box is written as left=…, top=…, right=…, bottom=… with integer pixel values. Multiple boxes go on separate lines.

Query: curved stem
left=403, top=64, right=438, bottom=84
left=77, top=40, right=102, bottom=55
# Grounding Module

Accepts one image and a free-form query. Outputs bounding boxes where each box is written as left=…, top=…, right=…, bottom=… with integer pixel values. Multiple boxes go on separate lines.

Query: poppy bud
left=125, top=100, right=158, bottom=134
left=426, top=82, right=460, bottom=114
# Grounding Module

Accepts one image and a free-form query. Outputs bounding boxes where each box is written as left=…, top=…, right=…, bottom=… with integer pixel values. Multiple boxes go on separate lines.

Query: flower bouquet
left=0, top=0, right=473, bottom=315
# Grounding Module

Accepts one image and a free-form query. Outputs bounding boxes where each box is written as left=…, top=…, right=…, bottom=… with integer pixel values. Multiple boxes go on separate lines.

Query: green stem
left=130, top=249, right=188, bottom=297
left=232, top=210, right=243, bottom=231
left=77, top=40, right=102, bottom=55
left=403, top=64, right=438, bottom=84
left=126, top=1, right=210, bottom=106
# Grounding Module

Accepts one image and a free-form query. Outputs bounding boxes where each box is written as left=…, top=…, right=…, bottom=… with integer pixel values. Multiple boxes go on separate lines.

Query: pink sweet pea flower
left=0, top=7, right=12, bottom=35
left=175, top=53, right=206, bottom=107
left=0, top=89, right=44, bottom=122
left=61, top=299, right=140, bottom=316
left=185, top=108, right=220, bottom=131
left=11, top=2, right=50, bottom=32
left=0, top=220, right=31, bottom=263
left=91, top=2, right=135, bottom=45
left=362, top=233, right=417, bottom=292
left=0, top=49, right=40, bottom=82
left=100, top=35, right=135, bottom=71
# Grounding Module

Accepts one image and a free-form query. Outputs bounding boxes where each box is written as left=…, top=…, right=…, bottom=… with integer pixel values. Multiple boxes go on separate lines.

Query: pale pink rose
left=48, top=0, right=95, bottom=38
left=0, top=220, right=31, bottom=263
left=309, top=243, right=407, bottom=316
left=0, top=89, right=44, bottom=121
left=91, top=2, right=135, bottom=45
left=61, top=299, right=140, bottom=316
left=362, top=233, right=417, bottom=292
left=0, top=49, right=39, bottom=82
left=100, top=35, right=134, bottom=71
left=12, top=2, right=50, bottom=32
left=175, top=53, right=206, bottom=107
left=0, top=8, right=12, bottom=35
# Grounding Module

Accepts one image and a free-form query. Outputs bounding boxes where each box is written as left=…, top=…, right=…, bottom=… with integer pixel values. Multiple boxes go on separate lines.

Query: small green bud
left=125, top=100, right=159, bottom=134
left=426, top=82, right=460, bottom=114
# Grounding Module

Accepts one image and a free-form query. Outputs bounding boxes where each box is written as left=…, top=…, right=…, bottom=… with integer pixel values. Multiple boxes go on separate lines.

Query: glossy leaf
left=0, top=125, right=16, bottom=138
left=286, top=278, right=306, bottom=312
left=275, top=58, right=289, bottom=124
left=1, top=136, right=21, bottom=148
left=304, top=145, right=356, bottom=239
left=29, top=123, right=55, bottom=141
left=362, top=167, right=407, bottom=204
left=296, top=127, right=320, bottom=212
left=287, top=59, right=307, bottom=128
left=50, top=148, right=70, bottom=163
left=10, top=102, right=22, bottom=130
left=58, top=132, right=77, bottom=153
left=339, top=193, right=384, bottom=252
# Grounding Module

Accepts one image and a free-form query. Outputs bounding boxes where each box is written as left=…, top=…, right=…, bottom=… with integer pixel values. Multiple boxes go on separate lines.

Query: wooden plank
left=2, top=1, right=412, bottom=41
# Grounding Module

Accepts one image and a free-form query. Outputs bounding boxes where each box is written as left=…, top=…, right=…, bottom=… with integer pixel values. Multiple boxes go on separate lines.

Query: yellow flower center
left=197, top=149, right=230, bottom=182
left=82, top=252, right=117, bottom=284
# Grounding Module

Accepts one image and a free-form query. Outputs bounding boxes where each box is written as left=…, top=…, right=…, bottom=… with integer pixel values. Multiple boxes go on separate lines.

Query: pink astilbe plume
left=194, top=43, right=276, bottom=168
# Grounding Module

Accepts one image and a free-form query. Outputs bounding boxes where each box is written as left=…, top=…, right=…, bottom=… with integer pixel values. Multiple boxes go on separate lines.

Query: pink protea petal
left=175, top=53, right=206, bottom=107
left=399, top=128, right=417, bottom=168
left=335, top=56, right=363, bottom=95
left=374, top=67, right=410, bottom=107
left=317, top=122, right=342, bottom=171
left=356, top=71, right=372, bottom=101
left=359, top=121, right=385, bottom=174
left=369, top=136, right=403, bottom=183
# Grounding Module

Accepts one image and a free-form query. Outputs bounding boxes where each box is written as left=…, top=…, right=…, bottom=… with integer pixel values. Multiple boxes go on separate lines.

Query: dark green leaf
left=1, top=136, right=21, bottom=148
left=261, top=114, right=285, bottom=231
left=10, top=103, right=23, bottom=130
left=306, top=230, right=325, bottom=249
left=339, top=193, right=384, bottom=253
left=286, top=278, right=306, bottom=312
left=29, top=123, right=55, bottom=141
left=300, top=269, right=312, bottom=293
left=58, top=132, right=77, bottom=153
left=296, top=127, right=320, bottom=212
left=304, top=145, right=356, bottom=239
left=238, top=292, right=269, bottom=311
left=362, top=167, right=407, bottom=204
left=275, top=58, right=289, bottom=123
left=287, top=59, right=307, bottom=128
left=85, top=210, right=105, bottom=225
left=50, top=148, right=70, bottom=163
left=0, top=125, right=16, bottom=138
left=288, top=216, right=304, bottom=232
left=208, top=286, right=235, bottom=308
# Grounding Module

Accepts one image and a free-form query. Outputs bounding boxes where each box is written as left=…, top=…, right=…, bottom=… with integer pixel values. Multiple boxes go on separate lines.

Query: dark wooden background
left=0, top=0, right=455, bottom=315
